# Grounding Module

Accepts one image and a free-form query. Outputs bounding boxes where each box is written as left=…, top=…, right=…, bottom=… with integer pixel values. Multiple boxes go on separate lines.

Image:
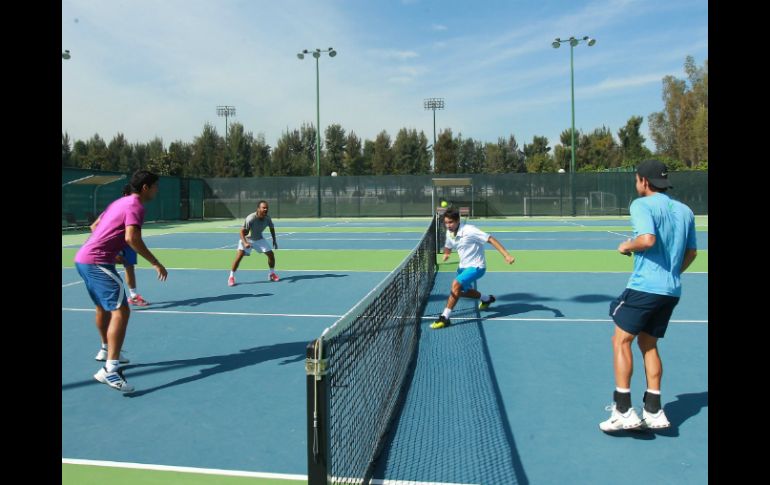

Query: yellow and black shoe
left=479, top=295, right=496, bottom=310
left=430, top=315, right=451, bottom=329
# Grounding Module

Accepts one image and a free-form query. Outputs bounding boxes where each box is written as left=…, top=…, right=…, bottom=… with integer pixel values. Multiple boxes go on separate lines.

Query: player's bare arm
left=126, top=225, right=168, bottom=281
left=488, top=236, right=514, bottom=264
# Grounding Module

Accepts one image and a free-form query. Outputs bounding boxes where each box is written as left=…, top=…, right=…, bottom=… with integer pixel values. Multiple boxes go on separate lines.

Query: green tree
left=617, top=116, right=651, bottom=164
left=106, top=133, right=132, bottom=173
left=168, top=141, right=192, bottom=177
left=392, top=128, right=427, bottom=174
left=71, top=139, right=87, bottom=168
left=251, top=134, right=272, bottom=176
left=362, top=139, right=376, bottom=175
left=371, top=130, right=393, bottom=175
left=324, top=124, right=346, bottom=176
left=189, top=123, right=219, bottom=177
left=456, top=134, right=485, bottom=174
left=523, top=136, right=556, bottom=172
left=62, top=133, right=73, bottom=167
left=83, top=134, right=109, bottom=170
left=434, top=128, right=457, bottom=174
left=343, top=131, right=365, bottom=175
left=648, top=56, right=708, bottom=167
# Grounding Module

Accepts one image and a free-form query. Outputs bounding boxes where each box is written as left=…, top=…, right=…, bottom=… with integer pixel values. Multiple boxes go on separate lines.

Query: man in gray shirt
left=228, top=200, right=279, bottom=286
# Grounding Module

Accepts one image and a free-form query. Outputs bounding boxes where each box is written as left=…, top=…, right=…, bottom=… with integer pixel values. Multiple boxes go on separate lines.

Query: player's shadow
left=140, top=293, right=272, bottom=309
left=484, top=302, right=565, bottom=319
left=652, top=391, right=708, bottom=437
left=569, top=294, right=616, bottom=303
left=274, top=273, right=348, bottom=284
left=233, top=273, right=347, bottom=285
left=122, top=341, right=307, bottom=398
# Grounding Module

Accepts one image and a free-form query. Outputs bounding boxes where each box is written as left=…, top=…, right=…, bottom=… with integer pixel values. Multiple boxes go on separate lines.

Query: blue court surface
left=63, top=265, right=707, bottom=483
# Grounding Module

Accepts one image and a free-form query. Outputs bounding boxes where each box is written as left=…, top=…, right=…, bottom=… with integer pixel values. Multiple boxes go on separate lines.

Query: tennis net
left=306, top=217, right=438, bottom=485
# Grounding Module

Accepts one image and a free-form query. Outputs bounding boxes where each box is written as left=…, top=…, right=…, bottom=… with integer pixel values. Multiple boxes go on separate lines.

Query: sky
left=61, top=0, right=708, bottom=153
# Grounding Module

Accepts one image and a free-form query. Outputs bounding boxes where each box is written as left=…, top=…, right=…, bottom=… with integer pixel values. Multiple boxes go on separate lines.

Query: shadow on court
left=230, top=273, right=347, bottom=285
left=121, top=341, right=307, bottom=397
left=137, top=293, right=273, bottom=309
left=61, top=341, right=306, bottom=394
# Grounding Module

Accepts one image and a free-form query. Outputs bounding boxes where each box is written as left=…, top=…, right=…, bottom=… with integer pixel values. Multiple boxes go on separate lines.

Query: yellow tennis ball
left=440, top=201, right=448, bottom=208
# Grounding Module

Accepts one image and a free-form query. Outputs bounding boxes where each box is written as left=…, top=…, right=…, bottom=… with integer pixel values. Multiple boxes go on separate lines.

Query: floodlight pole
left=62, top=49, right=71, bottom=60
left=217, top=105, right=236, bottom=147
left=298, top=47, right=337, bottom=218
left=424, top=98, right=445, bottom=173
left=552, top=36, right=595, bottom=216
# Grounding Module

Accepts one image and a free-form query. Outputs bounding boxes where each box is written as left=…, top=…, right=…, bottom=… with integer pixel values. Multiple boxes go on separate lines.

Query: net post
left=306, top=339, right=329, bottom=485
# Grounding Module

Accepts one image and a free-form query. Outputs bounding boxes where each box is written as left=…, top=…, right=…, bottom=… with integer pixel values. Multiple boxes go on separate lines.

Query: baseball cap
left=636, top=159, right=672, bottom=189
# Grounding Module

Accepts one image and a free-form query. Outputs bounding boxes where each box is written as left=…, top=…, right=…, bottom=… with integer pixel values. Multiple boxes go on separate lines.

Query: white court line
left=62, top=281, right=84, bottom=287
left=62, top=458, right=306, bottom=481
left=62, top=308, right=341, bottom=318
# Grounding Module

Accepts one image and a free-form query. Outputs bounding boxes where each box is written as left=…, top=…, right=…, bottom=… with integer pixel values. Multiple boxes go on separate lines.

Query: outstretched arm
left=488, top=236, right=514, bottom=264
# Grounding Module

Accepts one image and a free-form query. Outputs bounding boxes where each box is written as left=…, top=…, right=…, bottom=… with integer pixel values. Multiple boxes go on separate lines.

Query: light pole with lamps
left=423, top=98, right=444, bottom=173
left=62, top=49, right=71, bottom=60
left=216, top=105, right=236, bottom=147
left=297, top=47, right=337, bottom=218
left=552, top=35, right=595, bottom=216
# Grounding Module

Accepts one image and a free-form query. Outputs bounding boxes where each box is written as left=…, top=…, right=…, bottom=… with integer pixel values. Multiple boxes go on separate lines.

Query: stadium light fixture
left=424, top=98, right=445, bottom=173
left=297, top=47, right=337, bottom=218
left=216, top=105, right=236, bottom=146
left=62, top=49, right=71, bottom=60
left=552, top=36, right=596, bottom=216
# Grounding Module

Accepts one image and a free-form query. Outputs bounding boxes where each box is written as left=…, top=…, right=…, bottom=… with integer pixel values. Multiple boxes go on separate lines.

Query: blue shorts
left=120, top=245, right=137, bottom=265
left=609, top=288, right=679, bottom=338
left=75, top=263, right=127, bottom=311
left=455, top=267, right=486, bottom=291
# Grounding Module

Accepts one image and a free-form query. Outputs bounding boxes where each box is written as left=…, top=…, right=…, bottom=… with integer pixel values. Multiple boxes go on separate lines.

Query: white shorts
left=237, top=238, right=273, bottom=255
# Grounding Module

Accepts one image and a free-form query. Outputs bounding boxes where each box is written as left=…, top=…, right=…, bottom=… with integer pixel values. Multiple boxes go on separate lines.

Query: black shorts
left=609, top=288, right=680, bottom=338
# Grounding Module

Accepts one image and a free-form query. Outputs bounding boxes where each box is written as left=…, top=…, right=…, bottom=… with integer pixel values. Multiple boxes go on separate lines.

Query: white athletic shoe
left=641, top=408, right=671, bottom=429
left=599, top=404, right=643, bottom=432
left=94, top=367, right=135, bottom=393
left=94, top=348, right=130, bottom=364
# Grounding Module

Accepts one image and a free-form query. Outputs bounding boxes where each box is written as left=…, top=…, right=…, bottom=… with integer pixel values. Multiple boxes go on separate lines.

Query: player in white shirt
left=431, top=209, right=515, bottom=329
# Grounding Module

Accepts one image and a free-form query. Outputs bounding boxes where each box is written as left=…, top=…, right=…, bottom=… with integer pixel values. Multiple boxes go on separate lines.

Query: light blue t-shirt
left=626, top=192, right=697, bottom=297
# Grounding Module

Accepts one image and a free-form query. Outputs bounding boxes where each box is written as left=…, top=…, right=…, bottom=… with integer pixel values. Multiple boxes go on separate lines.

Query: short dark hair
left=257, top=200, right=268, bottom=208
left=443, top=209, right=460, bottom=222
left=129, top=170, right=159, bottom=193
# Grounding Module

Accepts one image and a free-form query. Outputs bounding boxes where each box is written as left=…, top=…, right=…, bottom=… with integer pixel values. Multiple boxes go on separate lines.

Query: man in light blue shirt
left=599, top=159, right=698, bottom=433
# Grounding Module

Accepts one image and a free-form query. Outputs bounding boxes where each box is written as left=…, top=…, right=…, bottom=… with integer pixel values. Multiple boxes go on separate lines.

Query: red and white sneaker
left=228, top=275, right=236, bottom=287
left=269, top=273, right=280, bottom=282
left=128, top=294, right=149, bottom=306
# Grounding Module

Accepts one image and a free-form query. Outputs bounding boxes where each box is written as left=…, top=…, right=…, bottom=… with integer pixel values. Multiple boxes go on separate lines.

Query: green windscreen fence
left=203, top=171, right=707, bottom=219
left=62, top=168, right=205, bottom=228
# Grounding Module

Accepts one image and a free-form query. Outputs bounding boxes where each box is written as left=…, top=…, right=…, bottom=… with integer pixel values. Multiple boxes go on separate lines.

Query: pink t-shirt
left=74, top=195, right=145, bottom=264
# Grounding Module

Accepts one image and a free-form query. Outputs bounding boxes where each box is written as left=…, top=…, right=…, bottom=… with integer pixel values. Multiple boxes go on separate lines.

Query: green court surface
left=61, top=247, right=707, bottom=273
left=62, top=463, right=304, bottom=485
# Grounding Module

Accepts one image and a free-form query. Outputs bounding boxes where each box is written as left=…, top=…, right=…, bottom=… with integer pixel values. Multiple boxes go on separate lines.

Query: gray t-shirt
left=242, top=213, right=274, bottom=240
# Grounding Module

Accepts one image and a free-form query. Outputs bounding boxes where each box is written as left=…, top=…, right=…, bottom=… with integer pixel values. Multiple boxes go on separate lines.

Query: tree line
left=62, top=57, right=707, bottom=178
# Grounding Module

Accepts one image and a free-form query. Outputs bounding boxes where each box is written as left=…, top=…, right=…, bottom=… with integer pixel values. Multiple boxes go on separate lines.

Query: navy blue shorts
left=75, top=263, right=127, bottom=311
left=120, top=245, right=137, bottom=265
left=609, top=288, right=679, bottom=338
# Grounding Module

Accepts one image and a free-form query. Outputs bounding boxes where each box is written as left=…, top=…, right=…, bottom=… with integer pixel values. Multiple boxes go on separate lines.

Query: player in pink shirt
left=74, top=170, right=168, bottom=393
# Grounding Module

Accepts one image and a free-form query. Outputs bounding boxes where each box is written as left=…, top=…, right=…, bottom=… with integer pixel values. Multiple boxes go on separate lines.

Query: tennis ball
left=440, top=201, right=448, bottom=208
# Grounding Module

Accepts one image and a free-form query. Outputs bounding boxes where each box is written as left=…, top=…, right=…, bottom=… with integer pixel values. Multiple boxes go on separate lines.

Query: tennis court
left=62, top=216, right=708, bottom=484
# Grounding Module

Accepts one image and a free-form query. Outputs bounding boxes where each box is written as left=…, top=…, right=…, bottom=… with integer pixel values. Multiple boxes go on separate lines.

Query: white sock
left=106, top=360, right=120, bottom=372
left=646, top=389, right=661, bottom=395
left=101, top=343, right=108, bottom=350
left=269, top=268, right=275, bottom=274
left=442, top=308, right=452, bottom=319
left=230, top=271, right=235, bottom=277
left=480, top=294, right=489, bottom=302
left=616, top=387, right=631, bottom=393
left=129, top=288, right=137, bottom=298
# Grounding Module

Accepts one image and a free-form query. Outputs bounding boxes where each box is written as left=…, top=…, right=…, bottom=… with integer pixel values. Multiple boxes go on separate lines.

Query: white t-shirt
left=444, top=223, right=491, bottom=268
